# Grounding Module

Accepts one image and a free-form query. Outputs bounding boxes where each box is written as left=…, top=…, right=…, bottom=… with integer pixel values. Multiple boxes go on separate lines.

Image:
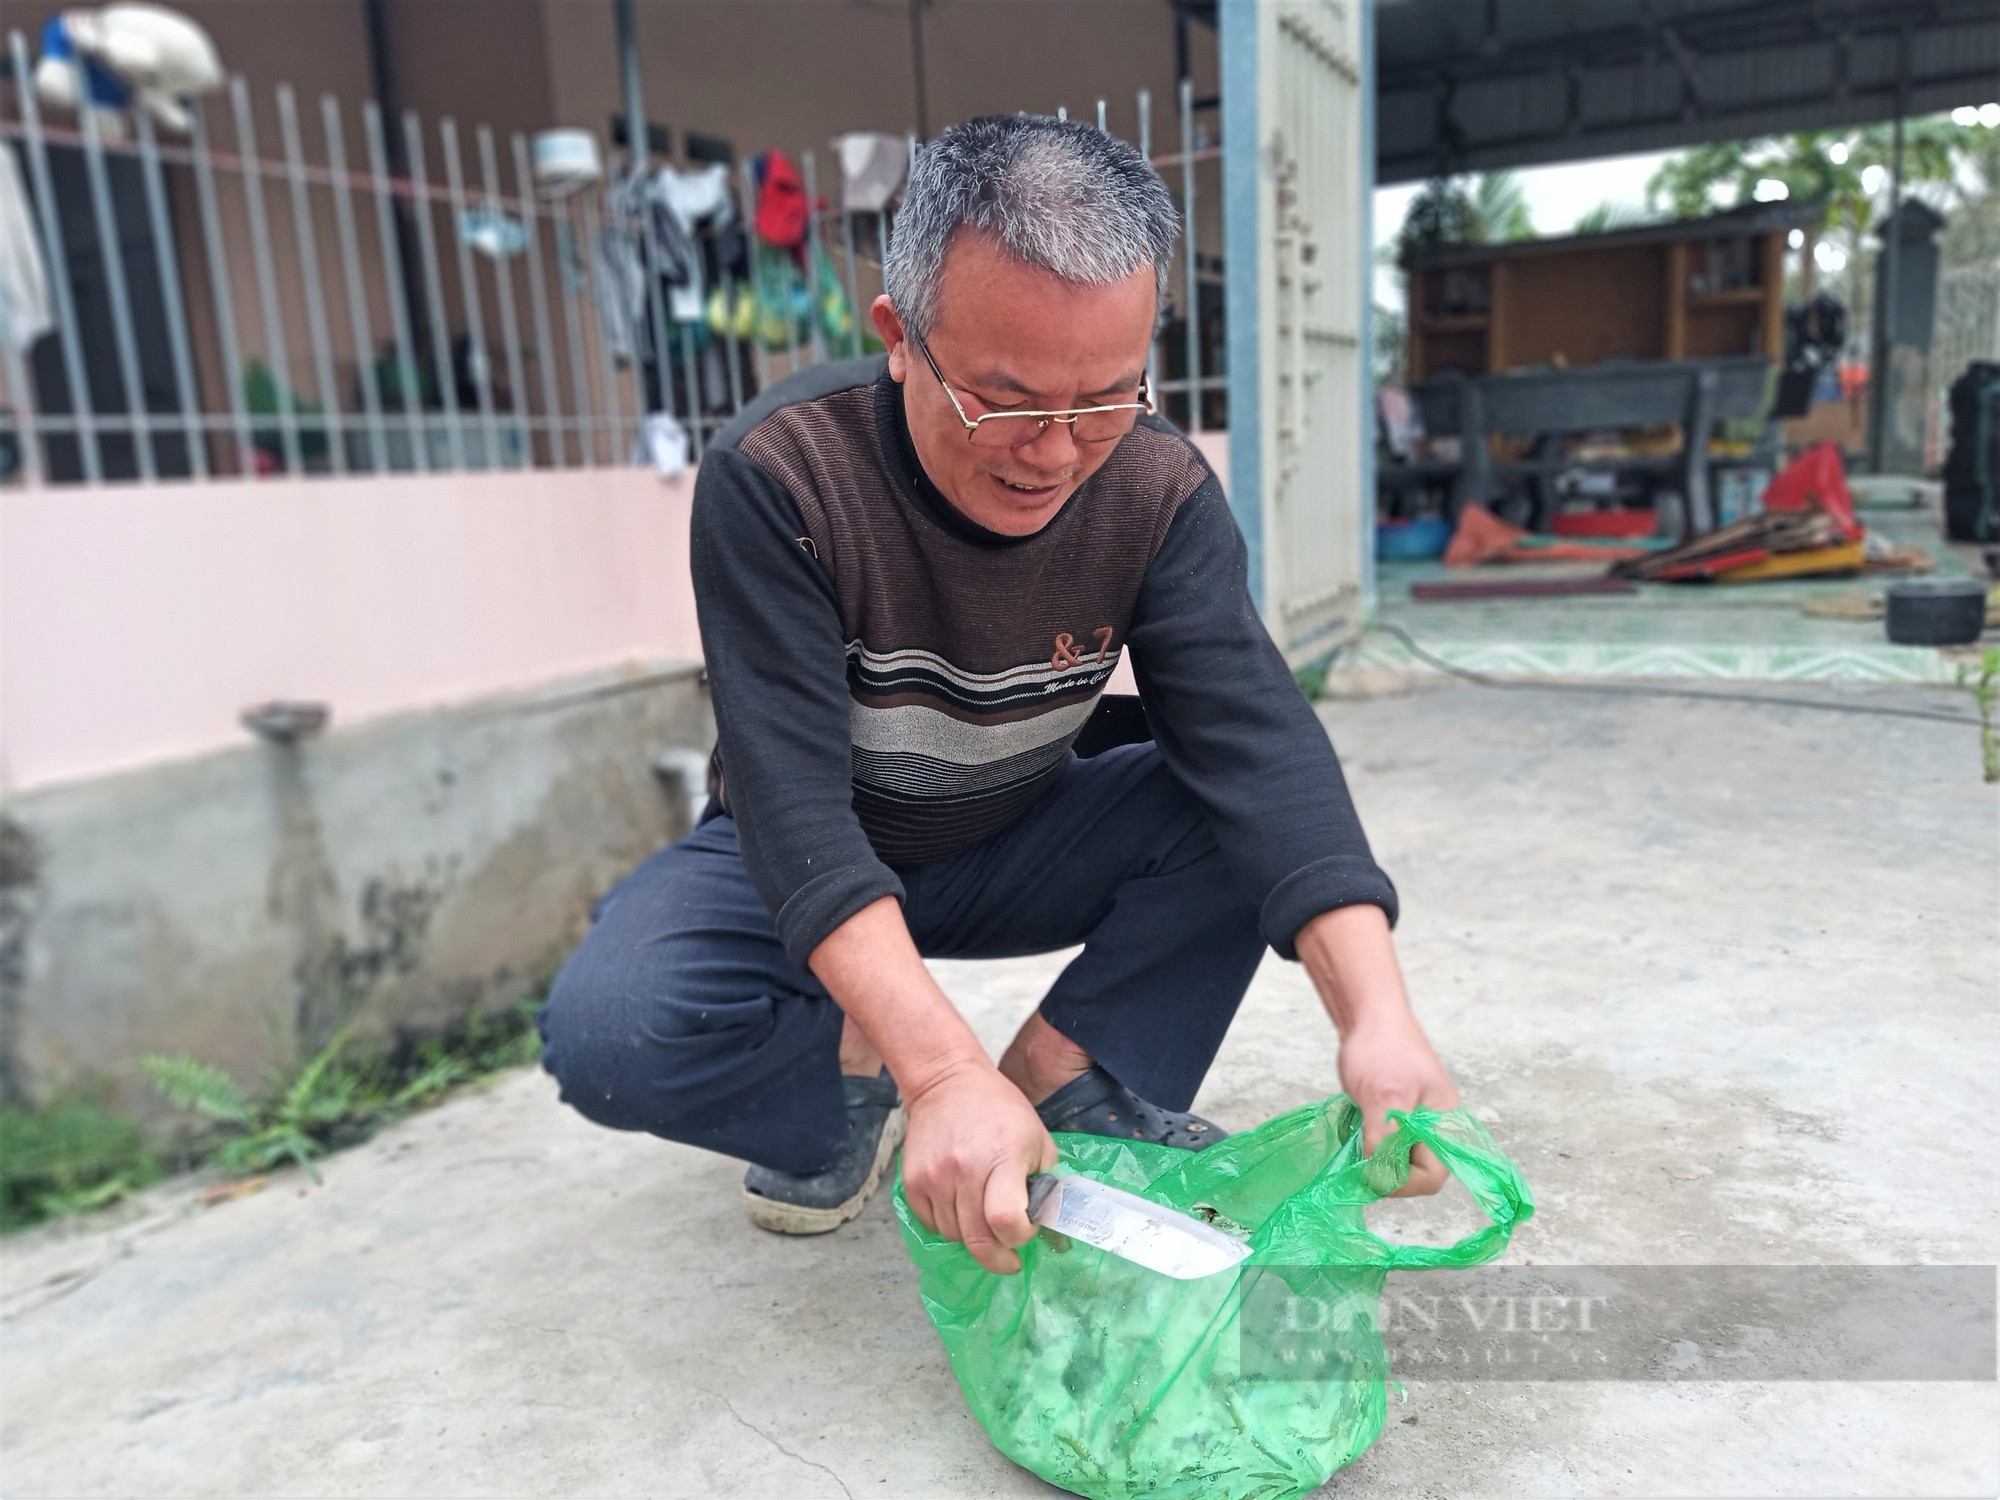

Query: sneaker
left=1034, top=1064, right=1227, bottom=1150
left=742, top=1070, right=907, bottom=1235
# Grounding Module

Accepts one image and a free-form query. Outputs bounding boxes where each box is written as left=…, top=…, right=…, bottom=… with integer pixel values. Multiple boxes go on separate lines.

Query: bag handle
left=1353, top=1104, right=1536, bottom=1270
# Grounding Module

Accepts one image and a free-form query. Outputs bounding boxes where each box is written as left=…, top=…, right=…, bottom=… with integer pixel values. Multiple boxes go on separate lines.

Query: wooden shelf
left=1405, top=218, right=1790, bottom=381
left=1687, top=286, right=1765, bottom=306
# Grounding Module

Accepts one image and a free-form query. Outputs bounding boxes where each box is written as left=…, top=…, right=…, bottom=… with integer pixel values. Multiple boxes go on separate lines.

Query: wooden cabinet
left=1403, top=204, right=1809, bottom=383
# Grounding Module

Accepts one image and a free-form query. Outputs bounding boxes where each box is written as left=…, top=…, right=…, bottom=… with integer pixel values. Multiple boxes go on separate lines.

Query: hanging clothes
left=592, top=215, right=643, bottom=364
left=653, top=162, right=734, bottom=324
left=596, top=166, right=697, bottom=363
left=831, top=132, right=907, bottom=214
left=0, top=147, right=54, bottom=356
left=752, top=150, right=809, bottom=255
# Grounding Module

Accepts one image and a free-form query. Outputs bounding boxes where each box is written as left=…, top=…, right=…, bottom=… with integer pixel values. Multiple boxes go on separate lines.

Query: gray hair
left=883, top=114, right=1179, bottom=339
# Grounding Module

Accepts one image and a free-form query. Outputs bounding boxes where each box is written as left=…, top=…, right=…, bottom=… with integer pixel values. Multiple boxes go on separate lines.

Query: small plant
left=145, top=1028, right=377, bottom=1180
left=142, top=996, right=544, bottom=1183
left=0, top=1094, right=158, bottom=1233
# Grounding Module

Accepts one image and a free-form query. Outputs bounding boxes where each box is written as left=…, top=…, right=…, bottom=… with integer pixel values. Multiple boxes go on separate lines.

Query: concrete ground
left=4, top=680, right=1996, bottom=1498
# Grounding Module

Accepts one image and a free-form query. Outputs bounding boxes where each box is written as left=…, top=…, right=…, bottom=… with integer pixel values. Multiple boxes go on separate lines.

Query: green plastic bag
left=894, top=1096, right=1534, bottom=1500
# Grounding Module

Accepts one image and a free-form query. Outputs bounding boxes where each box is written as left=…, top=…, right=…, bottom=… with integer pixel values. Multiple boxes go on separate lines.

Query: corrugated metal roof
left=1376, top=0, right=2000, bottom=183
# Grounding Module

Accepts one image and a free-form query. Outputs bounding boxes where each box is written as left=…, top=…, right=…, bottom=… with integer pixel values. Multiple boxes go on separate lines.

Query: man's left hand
left=1336, top=1005, right=1460, bottom=1197
left=1295, top=904, right=1461, bottom=1198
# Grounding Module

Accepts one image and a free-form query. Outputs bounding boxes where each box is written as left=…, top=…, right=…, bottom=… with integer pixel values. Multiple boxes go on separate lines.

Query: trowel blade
left=1027, top=1173, right=1251, bottom=1280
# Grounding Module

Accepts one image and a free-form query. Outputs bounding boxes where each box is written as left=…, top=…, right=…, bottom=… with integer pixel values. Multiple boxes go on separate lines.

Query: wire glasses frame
left=911, top=331, right=1155, bottom=447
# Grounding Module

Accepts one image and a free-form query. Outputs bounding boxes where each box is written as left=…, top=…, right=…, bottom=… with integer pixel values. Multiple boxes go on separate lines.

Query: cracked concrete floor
left=4, top=681, right=1996, bottom=1498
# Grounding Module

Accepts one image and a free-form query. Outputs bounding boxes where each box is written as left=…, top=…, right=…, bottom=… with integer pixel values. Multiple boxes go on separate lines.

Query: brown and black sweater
left=691, top=357, right=1395, bottom=970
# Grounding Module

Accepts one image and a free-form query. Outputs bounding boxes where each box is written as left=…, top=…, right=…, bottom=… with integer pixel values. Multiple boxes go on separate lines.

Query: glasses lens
left=967, top=406, right=1141, bottom=447
left=1072, top=406, right=1142, bottom=443
left=967, top=413, right=1040, bottom=448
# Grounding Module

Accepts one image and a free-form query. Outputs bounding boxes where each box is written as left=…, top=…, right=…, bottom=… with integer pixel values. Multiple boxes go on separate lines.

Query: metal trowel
left=1026, top=1173, right=1251, bottom=1280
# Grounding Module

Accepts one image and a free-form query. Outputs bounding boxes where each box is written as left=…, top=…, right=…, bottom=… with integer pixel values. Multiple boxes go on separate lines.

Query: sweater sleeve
left=690, top=445, right=905, bottom=968
left=1125, top=474, right=1397, bottom=959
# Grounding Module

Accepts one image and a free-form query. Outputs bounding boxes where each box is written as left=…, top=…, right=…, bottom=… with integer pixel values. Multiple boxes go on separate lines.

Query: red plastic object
left=1412, top=578, right=1638, bottom=601
left=1760, top=442, right=1860, bottom=538
left=753, top=150, right=809, bottom=250
left=1552, top=510, right=1657, bottom=539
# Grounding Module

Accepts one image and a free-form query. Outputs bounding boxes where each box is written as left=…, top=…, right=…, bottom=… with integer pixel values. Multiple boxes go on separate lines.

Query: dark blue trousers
left=538, top=745, right=1267, bottom=1175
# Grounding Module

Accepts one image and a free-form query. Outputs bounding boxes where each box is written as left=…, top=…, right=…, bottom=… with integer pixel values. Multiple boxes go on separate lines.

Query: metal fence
left=1, top=44, right=1225, bottom=488
left=1930, top=260, right=2000, bottom=466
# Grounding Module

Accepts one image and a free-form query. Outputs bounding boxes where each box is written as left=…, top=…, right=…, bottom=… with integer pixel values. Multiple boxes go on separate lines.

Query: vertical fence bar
left=189, top=101, right=254, bottom=475
left=364, top=103, right=423, bottom=467
left=1138, top=88, right=1158, bottom=401
left=1, top=335, right=37, bottom=483
left=477, top=126, right=529, bottom=468
left=777, top=235, right=803, bottom=380
left=134, top=113, right=207, bottom=477
left=801, top=149, right=828, bottom=369
left=609, top=188, right=647, bottom=455
left=324, top=96, right=387, bottom=473
left=675, top=289, right=704, bottom=448
left=576, top=192, right=632, bottom=461
left=440, top=119, right=499, bottom=466
left=770, top=161, right=804, bottom=380
left=403, top=111, right=463, bottom=470
left=738, top=158, right=772, bottom=393
left=629, top=179, right=673, bottom=441
left=719, top=259, right=746, bottom=415
left=277, top=85, right=345, bottom=475
left=839, top=188, right=864, bottom=357
left=233, top=78, right=303, bottom=474
left=0, top=265, right=38, bottom=481
left=551, top=192, right=598, bottom=464
left=77, top=92, right=155, bottom=478
left=638, top=180, right=674, bottom=429
left=1179, top=76, right=1202, bottom=434
left=512, top=133, right=568, bottom=468
left=716, top=182, right=747, bottom=414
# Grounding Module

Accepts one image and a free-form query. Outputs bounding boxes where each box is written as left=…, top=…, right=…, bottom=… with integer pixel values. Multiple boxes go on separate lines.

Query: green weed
left=0, top=1094, right=159, bottom=1233
left=142, top=997, right=544, bottom=1183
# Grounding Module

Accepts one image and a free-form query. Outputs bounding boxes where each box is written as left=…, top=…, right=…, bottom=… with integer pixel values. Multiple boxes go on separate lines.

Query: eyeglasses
left=911, top=330, right=1154, bottom=448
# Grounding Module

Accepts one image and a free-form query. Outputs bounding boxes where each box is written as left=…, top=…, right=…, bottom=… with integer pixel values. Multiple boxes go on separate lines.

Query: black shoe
left=742, top=1070, right=907, bottom=1235
left=1035, top=1064, right=1227, bottom=1150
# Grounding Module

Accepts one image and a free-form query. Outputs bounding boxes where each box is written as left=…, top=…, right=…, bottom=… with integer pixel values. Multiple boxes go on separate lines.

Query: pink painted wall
left=2, top=468, right=701, bottom=795
left=2, top=431, right=1228, bottom=795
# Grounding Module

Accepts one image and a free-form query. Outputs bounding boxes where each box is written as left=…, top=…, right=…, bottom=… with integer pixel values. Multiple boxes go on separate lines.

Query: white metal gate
left=1222, top=0, right=1370, bottom=665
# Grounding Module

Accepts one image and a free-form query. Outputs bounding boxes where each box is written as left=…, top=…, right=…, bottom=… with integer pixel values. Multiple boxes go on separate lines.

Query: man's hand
left=1296, top=904, right=1461, bottom=1197
left=1335, top=1004, right=1460, bottom=1196
left=901, top=1062, right=1058, bottom=1274
left=806, top=897, right=1057, bottom=1273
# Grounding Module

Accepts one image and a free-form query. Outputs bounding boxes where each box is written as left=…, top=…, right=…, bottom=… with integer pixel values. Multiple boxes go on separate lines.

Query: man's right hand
left=900, top=1061, right=1058, bottom=1275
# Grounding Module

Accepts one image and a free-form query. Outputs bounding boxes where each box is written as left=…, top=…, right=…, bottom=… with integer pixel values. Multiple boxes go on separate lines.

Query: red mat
left=1410, top=577, right=1639, bottom=602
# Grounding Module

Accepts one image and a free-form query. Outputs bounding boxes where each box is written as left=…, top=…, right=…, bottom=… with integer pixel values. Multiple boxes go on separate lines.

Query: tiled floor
left=1353, top=504, right=1992, bottom=684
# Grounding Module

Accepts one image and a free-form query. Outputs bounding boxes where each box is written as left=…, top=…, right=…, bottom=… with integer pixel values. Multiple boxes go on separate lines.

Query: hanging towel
left=831, top=132, right=907, bottom=214
left=0, top=148, right=55, bottom=355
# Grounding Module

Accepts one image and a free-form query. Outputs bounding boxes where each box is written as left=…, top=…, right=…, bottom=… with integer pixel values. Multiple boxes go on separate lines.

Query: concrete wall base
left=0, top=663, right=714, bottom=1117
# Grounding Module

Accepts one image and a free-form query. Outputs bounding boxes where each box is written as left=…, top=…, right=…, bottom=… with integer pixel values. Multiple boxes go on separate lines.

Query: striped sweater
left=691, top=358, right=1395, bottom=968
